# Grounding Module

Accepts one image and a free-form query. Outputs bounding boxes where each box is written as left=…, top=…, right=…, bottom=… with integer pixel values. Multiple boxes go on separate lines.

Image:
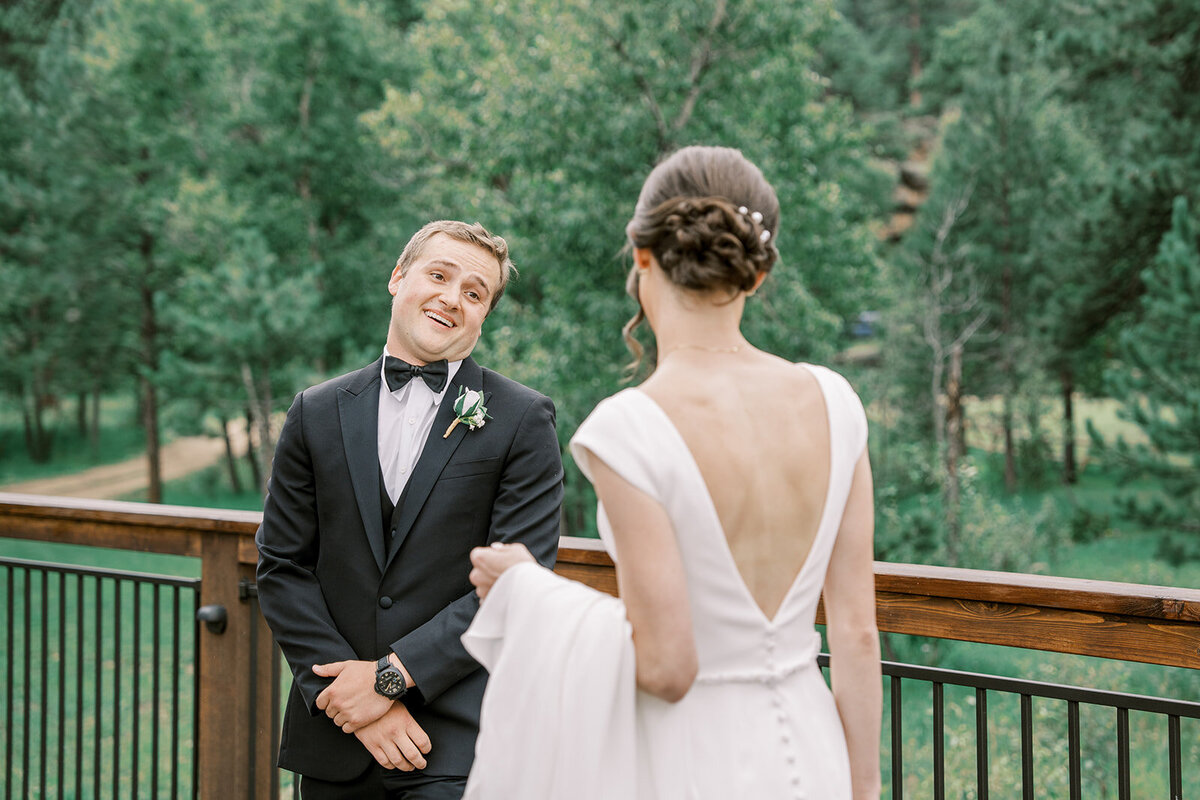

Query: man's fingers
left=469, top=567, right=491, bottom=599
left=381, top=740, right=415, bottom=772
left=312, top=661, right=344, bottom=677
left=407, top=724, right=433, bottom=755
left=366, top=742, right=392, bottom=769
left=396, top=734, right=428, bottom=769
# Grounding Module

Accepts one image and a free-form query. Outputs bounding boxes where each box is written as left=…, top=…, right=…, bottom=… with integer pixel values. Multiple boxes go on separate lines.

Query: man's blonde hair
left=395, top=220, right=516, bottom=311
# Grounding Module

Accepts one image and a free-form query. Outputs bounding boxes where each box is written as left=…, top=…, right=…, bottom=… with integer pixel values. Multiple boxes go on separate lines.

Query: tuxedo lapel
left=385, top=357, right=483, bottom=568
left=338, top=357, right=387, bottom=573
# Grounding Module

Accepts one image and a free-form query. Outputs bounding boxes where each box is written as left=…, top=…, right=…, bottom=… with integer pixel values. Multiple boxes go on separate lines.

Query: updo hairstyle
left=623, top=146, right=780, bottom=367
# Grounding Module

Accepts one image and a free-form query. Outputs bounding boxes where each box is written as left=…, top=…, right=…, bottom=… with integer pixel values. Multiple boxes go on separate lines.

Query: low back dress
left=568, top=363, right=868, bottom=800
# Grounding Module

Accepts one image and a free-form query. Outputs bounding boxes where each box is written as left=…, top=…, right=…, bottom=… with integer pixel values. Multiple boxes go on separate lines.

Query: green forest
left=2, top=0, right=1198, bottom=581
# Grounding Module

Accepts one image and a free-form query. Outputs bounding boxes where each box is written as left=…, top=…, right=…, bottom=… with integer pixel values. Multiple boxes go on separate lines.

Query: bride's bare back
left=640, top=348, right=831, bottom=620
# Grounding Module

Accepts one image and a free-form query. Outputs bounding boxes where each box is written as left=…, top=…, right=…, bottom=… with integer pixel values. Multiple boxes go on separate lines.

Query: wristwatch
left=374, top=655, right=408, bottom=701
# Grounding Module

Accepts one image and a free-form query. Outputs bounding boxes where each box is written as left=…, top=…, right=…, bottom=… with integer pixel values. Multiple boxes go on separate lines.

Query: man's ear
left=388, top=262, right=405, bottom=296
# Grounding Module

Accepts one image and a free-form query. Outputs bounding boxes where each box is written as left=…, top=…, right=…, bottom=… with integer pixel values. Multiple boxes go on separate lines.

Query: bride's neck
left=650, top=292, right=747, bottom=366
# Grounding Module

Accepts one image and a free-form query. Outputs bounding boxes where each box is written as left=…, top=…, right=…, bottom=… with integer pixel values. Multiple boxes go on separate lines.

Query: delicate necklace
left=661, top=342, right=743, bottom=356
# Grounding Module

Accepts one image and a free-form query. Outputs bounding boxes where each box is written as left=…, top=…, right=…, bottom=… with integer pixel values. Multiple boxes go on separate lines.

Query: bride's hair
left=622, top=146, right=780, bottom=371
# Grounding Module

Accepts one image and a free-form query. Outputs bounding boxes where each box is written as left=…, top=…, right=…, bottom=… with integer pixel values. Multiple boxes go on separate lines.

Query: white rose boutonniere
left=443, top=386, right=491, bottom=438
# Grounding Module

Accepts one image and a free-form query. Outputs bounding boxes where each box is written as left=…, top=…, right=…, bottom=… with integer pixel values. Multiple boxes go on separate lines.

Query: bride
left=463, top=145, right=881, bottom=799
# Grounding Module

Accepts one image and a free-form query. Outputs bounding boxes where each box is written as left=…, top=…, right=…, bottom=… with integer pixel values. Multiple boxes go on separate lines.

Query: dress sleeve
left=569, top=392, right=660, bottom=502
left=808, top=365, right=869, bottom=462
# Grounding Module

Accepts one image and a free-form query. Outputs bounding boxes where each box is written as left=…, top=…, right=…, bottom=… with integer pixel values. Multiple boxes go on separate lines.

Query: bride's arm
left=588, top=454, right=698, bottom=703
left=823, top=453, right=882, bottom=799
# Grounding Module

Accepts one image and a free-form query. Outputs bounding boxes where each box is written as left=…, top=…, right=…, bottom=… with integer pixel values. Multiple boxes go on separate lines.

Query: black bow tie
left=384, top=356, right=449, bottom=393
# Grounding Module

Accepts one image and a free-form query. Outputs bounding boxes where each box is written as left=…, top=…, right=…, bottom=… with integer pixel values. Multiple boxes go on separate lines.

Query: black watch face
left=376, top=669, right=405, bottom=698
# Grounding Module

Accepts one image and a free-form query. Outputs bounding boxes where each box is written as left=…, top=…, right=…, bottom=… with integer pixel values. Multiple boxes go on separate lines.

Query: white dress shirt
left=378, top=349, right=463, bottom=503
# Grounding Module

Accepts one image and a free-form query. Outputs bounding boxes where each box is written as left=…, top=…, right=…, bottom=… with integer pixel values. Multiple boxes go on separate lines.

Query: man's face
left=386, top=234, right=502, bottom=365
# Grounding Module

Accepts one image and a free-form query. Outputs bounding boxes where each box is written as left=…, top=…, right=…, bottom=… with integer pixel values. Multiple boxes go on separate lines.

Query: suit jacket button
left=378, top=596, right=393, bottom=609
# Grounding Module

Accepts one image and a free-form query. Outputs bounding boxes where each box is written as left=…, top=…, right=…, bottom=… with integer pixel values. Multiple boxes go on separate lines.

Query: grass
left=963, top=392, right=1150, bottom=458
left=117, top=461, right=266, bottom=513
left=0, top=395, right=149, bottom=486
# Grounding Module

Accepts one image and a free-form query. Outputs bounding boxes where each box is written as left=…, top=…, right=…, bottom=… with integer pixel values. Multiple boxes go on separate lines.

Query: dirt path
left=0, top=436, right=229, bottom=500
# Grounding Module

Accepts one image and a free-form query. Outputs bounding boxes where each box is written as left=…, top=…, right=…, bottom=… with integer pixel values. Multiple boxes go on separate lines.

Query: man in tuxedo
left=256, top=220, right=564, bottom=799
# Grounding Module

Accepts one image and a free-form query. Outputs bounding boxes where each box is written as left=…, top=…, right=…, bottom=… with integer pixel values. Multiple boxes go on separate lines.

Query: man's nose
left=435, top=282, right=459, bottom=308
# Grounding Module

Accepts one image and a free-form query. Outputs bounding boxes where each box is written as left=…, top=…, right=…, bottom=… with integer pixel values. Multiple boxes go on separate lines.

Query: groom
left=256, top=220, right=564, bottom=799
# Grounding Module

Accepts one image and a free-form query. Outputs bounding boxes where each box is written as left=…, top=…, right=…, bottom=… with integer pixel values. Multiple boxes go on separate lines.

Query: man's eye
left=467, top=291, right=481, bottom=301
left=431, top=272, right=444, bottom=280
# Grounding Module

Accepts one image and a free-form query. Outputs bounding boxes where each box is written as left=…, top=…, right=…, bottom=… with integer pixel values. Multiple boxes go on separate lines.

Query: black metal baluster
left=933, top=682, right=945, bottom=800
left=153, top=584, right=161, bottom=799
left=193, top=591, right=201, bottom=799
left=1117, top=707, right=1130, bottom=800
left=1021, top=694, right=1033, bottom=799
left=891, top=676, right=903, bottom=799
left=4, top=565, right=14, bottom=800
left=93, top=577, right=101, bottom=800
left=248, top=594, right=258, bottom=800
left=171, top=586, right=181, bottom=800
left=23, top=567, right=32, bottom=800
left=74, top=575, right=83, bottom=798
left=1068, top=700, right=1081, bottom=800
left=113, top=579, right=122, bottom=799
left=1168, top=715, right=1181, bottom=800
left=39, top=571, right=48, bottom=798
left=976, top=688, right=988, bottom=800
left=57, top=572, right=65, bottom=799
left=133, top=581, right=141, bottom=799
left=271, top=643, right=281, bottom=800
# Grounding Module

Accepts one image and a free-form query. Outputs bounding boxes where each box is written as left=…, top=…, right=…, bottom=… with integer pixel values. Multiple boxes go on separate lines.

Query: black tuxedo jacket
left=256, top=356, right=563, bottom=781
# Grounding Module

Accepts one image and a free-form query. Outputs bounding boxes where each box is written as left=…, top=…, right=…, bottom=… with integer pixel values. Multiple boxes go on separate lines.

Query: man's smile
left=424, top=310, right=456, bottom=328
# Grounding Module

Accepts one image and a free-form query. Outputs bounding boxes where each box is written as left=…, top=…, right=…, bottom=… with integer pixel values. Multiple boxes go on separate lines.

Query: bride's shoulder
left=573, top=388, right=649, bottom=437
left=793, top=360, right=861, bottom=394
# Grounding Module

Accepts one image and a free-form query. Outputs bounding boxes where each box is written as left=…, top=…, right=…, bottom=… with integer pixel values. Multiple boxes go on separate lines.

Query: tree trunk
left=23, top=376, right=52, bottom=463
left=244, top=407, right=262, bottom=492
left=999, top=169, right=1018, bottom=493
left=944, top=343, right=965, bottom=561
left=77, top=391, right=87, bottom=436
left=140, top=232, right=162, bottom=504
left=1061, top=366, right=1077, bottom=484
left=220, top=413, right=243, bottom=494
left=20, top=396, right=49, bottom=463
left=89, top=388, right=101, bottom=456
left=908, top=0, right=922, bottom=108
left=241, top=364, right=272, bottom=495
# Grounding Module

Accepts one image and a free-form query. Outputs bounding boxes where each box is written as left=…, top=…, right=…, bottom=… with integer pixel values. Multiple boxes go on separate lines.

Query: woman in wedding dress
left=464, top=146, right=881, bottom=799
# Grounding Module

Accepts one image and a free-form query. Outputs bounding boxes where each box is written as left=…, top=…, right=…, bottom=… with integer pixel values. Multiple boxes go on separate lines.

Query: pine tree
left=1091, top=197, right=1200, bottom=560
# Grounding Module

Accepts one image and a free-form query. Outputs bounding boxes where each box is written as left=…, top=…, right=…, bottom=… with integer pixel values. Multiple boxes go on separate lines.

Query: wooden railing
left=2, top=492, right=1199, bottom=798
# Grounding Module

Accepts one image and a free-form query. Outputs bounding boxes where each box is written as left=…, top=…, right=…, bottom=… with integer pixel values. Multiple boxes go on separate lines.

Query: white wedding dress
left=463, top=364, right=866, bottom=800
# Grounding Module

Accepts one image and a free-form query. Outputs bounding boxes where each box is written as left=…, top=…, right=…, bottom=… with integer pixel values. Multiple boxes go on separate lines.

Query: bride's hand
left=469, top=541, right=535, bottom=601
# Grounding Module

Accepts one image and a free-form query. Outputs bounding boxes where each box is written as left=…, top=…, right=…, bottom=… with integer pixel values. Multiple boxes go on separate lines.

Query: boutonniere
left=443, top=387, right=491, bottom=438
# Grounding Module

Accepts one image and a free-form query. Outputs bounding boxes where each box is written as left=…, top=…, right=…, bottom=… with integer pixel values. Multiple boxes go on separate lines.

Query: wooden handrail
left=4, top=493, right=1199, bottom=664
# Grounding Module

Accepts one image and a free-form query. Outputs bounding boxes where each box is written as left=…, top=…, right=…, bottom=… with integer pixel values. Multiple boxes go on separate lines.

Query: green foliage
left=362, top=0, right=884, bottom=531
left=1092, top=196, right=1200, bottom=559
left=876, top=454, right=1065, bottom=570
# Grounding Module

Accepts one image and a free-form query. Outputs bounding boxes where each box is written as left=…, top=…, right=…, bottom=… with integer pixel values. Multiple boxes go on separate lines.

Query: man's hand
left=313, top=659, right=393, bottom=733
left=354, top=703, right=432, bottom=771
left=469, top=541, right=536, bottom=601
